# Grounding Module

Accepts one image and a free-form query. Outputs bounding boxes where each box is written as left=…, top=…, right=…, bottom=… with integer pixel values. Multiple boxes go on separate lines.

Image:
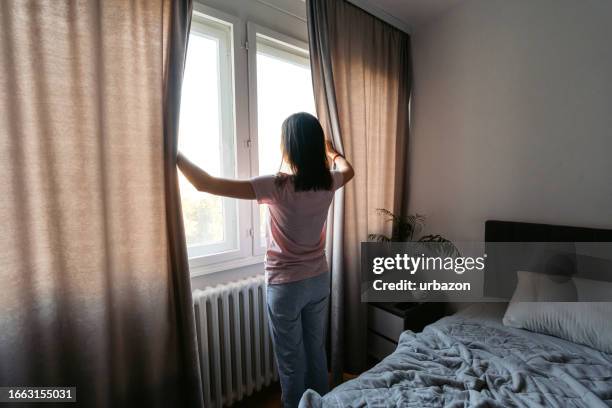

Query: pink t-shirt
left=251, top=171, right=344, bottom=284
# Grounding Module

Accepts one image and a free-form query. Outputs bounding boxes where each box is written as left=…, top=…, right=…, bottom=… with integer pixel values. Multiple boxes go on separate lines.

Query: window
left=179, top=10, right=243, bottom=264
left=179, top=6, right=316, bottom=274
left=248, top=28, right=317, bottom=250
left=255, top=35, right=316, bottom=176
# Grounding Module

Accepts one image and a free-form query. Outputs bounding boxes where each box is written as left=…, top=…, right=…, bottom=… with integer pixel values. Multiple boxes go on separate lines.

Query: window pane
left=256, top=39, right=317, bottom=245
left=256, top=43, right=316, bottom=177
left=179, top=20, right=237, bottom=257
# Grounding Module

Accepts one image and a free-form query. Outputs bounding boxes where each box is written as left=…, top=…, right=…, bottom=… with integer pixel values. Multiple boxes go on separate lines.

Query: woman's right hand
left=325, top=140, right=338, bottom=159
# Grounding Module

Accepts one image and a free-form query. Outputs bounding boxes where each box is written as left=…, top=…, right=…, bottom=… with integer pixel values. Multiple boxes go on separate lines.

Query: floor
left=234, top=373, right=359, bottom=407
left=234, top=382, right=281, bottom=408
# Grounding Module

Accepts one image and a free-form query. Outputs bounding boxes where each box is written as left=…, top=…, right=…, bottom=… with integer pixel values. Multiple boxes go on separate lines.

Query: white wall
left=409, top=0, right=612, bottom=242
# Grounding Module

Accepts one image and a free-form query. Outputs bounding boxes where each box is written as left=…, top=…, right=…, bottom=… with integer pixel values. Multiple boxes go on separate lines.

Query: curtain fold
left=307, top=0, right=412, bottom=380
left=0, top=0, right=201, bottom=406
left=163, top=0, right=203, bottom=407
left=163, top=0, right=204, bottom=407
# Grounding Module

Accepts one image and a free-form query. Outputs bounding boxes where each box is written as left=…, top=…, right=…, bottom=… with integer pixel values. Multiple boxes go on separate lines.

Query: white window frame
left=185, top=5, right=313, bottom=276
left=187, top=4, right=256, bottom=275
left=185, top=12, right=237, bottom=261
left=246, top=22, right=312, bottom=255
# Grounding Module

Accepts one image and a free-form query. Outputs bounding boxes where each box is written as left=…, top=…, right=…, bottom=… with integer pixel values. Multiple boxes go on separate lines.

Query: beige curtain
left=307, top=0, right=411, bottom=379
left=0, top=1, right=202, bottom=406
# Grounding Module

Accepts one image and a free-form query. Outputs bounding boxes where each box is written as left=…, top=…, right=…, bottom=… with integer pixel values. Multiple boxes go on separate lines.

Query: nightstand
left=367, top=302, right=447, bottom=362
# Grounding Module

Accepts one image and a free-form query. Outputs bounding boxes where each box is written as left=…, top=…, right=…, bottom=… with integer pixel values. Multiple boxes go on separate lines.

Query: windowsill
left=189, top=255, right=265, bottom=277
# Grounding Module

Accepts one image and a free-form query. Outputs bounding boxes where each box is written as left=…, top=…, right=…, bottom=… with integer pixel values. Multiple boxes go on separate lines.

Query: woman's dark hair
left=280, top=112, right=332, bottom=192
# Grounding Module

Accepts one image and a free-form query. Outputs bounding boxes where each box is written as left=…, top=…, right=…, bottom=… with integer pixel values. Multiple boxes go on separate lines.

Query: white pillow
left=503, top=271, right=612, bottom=354
left=506, top=270, right=577, bottom=302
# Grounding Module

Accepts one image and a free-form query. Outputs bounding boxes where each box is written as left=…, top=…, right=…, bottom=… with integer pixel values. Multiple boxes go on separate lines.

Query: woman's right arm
left=177, top=152, right=256, bottom=200
left=326, top=141, right=354, bottom=186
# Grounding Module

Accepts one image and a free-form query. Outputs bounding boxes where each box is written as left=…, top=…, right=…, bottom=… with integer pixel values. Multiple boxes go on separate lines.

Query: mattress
left=299, top=303, right=612, bottom=407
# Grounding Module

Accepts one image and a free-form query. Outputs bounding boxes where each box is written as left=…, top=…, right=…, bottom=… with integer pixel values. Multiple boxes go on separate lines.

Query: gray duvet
left=299, top=304, right=612, bottom=407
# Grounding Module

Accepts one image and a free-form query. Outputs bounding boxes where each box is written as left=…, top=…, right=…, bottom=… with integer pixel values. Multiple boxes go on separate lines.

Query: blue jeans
left=267, top=272, right=330, bottom=408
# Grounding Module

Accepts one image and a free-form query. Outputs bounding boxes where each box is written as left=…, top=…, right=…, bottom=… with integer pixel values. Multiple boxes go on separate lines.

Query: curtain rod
left=346, top=0, right=413, bottom=34
left=257, top=0, right=412, bottom=34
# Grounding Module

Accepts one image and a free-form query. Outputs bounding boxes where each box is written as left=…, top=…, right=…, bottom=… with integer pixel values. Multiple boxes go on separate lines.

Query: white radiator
left=193, top=275, right=278, bottom=407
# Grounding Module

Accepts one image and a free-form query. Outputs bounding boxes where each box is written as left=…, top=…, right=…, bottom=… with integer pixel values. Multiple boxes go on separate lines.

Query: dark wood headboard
left=484, top=220, right=612, bottom=298
left=485, top=220, right=612, bottom=243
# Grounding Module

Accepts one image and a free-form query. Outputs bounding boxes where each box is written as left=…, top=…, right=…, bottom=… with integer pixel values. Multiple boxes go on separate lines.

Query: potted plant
left=367, top=208, right=460, bottom=307
left=368, top=208, right=460, bottom=258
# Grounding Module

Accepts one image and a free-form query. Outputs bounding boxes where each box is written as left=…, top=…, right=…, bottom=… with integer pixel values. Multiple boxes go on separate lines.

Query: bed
left=299, top=220, right=612, bottom=408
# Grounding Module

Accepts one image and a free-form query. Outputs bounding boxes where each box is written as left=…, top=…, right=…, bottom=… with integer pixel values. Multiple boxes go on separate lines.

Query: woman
left=177, top=112, right=354, bottom=408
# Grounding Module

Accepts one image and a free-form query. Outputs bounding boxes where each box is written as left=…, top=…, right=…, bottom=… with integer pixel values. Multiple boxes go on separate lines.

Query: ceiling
left=352, top=0, right=465, bottom=33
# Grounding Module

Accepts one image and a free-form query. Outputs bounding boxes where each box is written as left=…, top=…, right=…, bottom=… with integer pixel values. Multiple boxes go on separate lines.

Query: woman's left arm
left=177, top=152, right=256, bottom=200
